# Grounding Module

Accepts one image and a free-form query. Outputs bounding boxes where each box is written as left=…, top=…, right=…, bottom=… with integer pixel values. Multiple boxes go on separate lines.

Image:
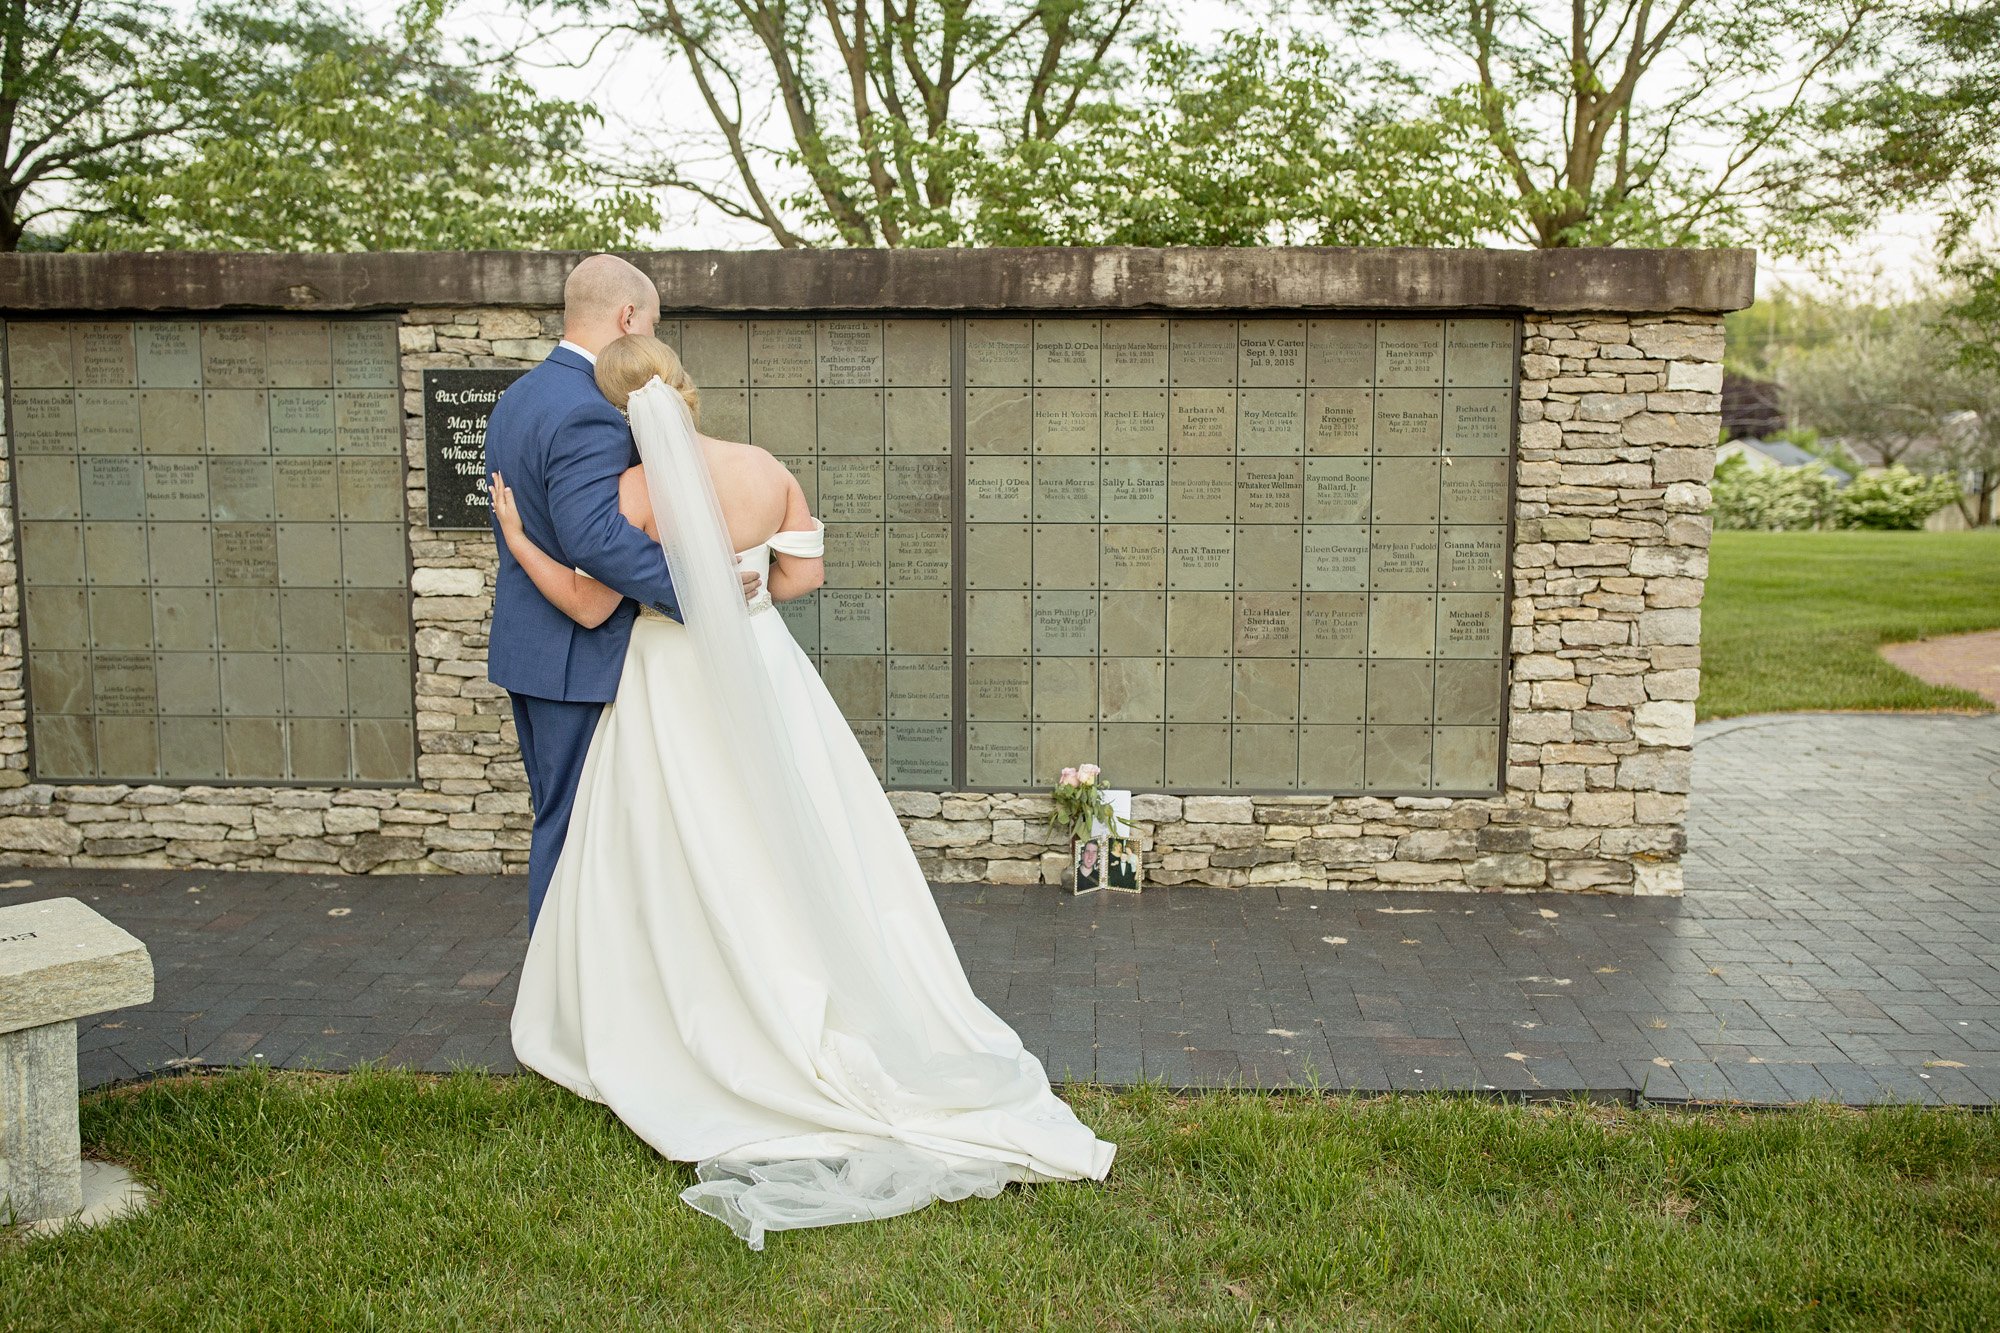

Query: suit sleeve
left=544, top=399, right=684, bottom=623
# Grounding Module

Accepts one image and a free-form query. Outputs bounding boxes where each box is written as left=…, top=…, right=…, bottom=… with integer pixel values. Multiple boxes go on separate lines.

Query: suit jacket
left=484, top=344, right=682, bottom=702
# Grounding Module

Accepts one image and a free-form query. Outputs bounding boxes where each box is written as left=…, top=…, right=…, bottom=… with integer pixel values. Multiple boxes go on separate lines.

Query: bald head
left=562, top=254, right=660, bottom=354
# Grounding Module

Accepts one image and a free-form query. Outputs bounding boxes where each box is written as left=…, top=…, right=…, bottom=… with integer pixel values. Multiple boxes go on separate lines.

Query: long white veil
left=622, top=377, right=1043, bottom=1248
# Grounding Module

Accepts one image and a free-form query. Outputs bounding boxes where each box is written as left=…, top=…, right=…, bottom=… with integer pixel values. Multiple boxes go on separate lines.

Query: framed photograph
left=1106, top=837, right=1143, bottom=892
left=1069, top=836, right=1106, bottom=895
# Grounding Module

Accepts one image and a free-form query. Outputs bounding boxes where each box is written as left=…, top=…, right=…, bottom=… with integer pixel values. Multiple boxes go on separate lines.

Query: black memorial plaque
left=424, top=369, right=528, bottom=530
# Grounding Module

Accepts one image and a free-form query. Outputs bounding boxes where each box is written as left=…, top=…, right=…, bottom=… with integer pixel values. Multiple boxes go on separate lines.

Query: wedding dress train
left=510, top=384, right=1116, bottom=1250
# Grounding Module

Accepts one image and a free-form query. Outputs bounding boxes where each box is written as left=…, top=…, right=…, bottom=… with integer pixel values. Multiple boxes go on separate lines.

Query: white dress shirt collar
left=557, top=338, right=598, bottom=365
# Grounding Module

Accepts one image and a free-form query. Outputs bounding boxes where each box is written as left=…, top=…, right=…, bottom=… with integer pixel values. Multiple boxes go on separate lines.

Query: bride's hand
left=489, top=471, right=525, bottom=541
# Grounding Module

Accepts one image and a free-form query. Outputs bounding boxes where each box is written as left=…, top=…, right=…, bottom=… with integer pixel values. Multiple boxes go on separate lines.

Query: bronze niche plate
left=1100, top=320, right=1169, bottom=387
left=1307, top=319, right=1376, bottom=387
left=1232, top=724, right=1300, bottom=790
left=819, top=319, right=885, bottom=387
left=678, top=320, right=749, bottom=388
left=965, top=591, right=1031, bottom=657
left=966, top=720, right=1032, bottom=785
left=1099, top=455, right=1168, bottom=522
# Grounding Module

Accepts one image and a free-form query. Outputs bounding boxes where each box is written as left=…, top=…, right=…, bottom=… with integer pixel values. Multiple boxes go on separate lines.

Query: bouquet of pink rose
left=1047, top=763, right=1126, bottom=842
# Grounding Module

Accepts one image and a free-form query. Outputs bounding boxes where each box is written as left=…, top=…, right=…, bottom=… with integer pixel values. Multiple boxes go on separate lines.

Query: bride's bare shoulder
left=710, top=436, right=796, bottom=484
left=701, top=434, right=771, bottom=465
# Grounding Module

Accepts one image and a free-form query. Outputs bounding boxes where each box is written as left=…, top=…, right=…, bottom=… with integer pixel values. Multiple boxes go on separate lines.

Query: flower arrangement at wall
left=1048, top=764, right=1140, bottom=894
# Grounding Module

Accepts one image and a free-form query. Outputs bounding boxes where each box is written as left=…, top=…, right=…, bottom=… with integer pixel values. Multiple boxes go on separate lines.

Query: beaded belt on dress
left=640, top=596, right=774, bottom=621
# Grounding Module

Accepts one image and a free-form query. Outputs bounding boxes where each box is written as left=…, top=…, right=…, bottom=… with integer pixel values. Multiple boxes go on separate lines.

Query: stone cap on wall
left=0, top=247, right=1756, bottom=316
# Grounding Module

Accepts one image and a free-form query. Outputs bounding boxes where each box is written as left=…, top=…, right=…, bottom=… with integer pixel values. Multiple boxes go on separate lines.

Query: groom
left=485, top=254, right=760, bottom=933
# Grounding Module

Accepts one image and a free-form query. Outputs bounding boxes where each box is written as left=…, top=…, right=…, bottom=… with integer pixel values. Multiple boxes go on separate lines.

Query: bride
left=492, top=333, right=1117, bottom=1250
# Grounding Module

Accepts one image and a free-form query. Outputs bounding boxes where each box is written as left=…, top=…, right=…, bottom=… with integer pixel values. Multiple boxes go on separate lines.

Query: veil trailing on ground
left=622, top=377, right=1047, bottom=1248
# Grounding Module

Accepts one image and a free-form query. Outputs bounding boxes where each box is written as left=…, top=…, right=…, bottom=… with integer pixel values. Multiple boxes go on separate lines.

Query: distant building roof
left=1756, top=440, right=1815, bottom=467
left=1725, top=437, right=1852, bottom=483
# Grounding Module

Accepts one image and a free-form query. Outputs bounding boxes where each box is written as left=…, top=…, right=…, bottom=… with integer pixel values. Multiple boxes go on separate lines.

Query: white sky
left=184, top=0, right=1950, bottom=303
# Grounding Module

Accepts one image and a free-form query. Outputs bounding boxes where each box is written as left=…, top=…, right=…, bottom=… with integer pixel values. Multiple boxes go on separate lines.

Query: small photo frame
left=1106, top=837, right=1143, bottom=893
left=1070, top=836, right=1106, bottom=895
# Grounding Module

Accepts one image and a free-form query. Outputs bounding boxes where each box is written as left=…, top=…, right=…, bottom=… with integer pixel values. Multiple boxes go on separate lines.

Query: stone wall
left=0, top=306, right=565, bottom=876
left=0, top=303, right=1719, bottom=894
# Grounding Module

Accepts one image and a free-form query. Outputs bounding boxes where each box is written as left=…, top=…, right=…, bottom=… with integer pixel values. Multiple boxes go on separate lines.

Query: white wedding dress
left=510, top=381, right=1116, bottom=1251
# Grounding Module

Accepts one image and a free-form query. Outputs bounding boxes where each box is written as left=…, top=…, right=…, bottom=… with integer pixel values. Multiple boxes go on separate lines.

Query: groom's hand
left=741, top=570, right=762, bottom=602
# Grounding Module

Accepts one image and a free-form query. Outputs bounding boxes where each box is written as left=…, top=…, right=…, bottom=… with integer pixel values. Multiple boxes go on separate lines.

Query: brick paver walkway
left=10, top=709, right=1997, bottom=1106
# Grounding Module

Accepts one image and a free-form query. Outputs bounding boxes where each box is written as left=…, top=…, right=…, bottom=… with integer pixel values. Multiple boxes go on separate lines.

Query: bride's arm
left=617, top=465, right=658, bottom=540
left=765, top=467, right=824, bottom=603
left=490, top=471, right=625, bottom=629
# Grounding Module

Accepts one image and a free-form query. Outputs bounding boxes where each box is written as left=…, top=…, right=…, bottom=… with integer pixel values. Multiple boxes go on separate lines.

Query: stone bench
left=1, top=897, right=154, bottom=1229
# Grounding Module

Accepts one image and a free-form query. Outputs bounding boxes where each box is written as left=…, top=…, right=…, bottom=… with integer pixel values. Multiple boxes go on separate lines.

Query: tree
left=1778, top=302, right=1961, bottom=468
left=14, top=0, right=655, bottom=251
left=555, top=2, right=1511, bottom=247
left=1931, top=361, right=2000, bottom=526
left=1775, top=293, right=2000, bottom=526
left=555, top=0, right=1155, bottom=247
left=1785, top=2, right=2000, bottom=371
left=1725, top=287, right=1901, bottom=381
left=1315, top=0, right=1890, bottom=249
left=0, top=0, right=208, bottom=249
left=960, top=32, right=1515, bottom=246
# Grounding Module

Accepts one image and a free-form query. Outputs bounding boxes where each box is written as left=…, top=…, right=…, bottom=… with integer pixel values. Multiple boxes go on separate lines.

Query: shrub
left=1834, top=465, right=1966, bottom=529
left=1710, top=453, right=1840, bottom=530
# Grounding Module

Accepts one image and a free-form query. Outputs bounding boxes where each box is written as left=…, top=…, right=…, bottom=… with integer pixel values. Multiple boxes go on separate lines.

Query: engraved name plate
left=1375, top=318, right=1444, bottom=387
left=1100, top=389, right=1167, bottom=454
left=76, top=323, right=136, bottom=387
left=1238, top=390, right=1305, bottom=456
left=886, top=456, right=951, bottom=522
left=1237, top=319, right=1306, bottom=387
left=1034, top=319, right=1099, bottom=387
left=967, top=319, right=1031, bottom=386
left=77, top=390, right=140, bottom=454
left=1444, top=388, right=1511, bottom=456
left=1099, top=456, right=1168, bottom=522
left=1170, top=321, right=1237, bottom=385
left=1100, top=319, right=1169, bottom=386
left=749, top=320, right=816, bottom=386
left=818, top=319, right=885, bottom=387
left=1445, top=318, right=1517, bottom=387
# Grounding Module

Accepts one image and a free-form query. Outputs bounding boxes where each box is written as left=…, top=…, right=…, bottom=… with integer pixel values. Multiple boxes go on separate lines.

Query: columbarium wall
left=0, top=249, right=1743, bottom=894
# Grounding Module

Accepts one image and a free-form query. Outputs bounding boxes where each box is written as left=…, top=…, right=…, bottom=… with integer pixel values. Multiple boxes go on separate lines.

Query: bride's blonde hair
left=594, top=333, right=702, bottom=425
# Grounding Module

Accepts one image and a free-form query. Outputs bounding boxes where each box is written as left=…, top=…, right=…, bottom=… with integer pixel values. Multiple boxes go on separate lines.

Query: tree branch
left=650, top=0, right=807, bottom=246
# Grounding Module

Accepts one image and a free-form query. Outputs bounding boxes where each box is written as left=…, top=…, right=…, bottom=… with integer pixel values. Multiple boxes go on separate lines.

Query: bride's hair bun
left=595, top=333, right=702, bottom=424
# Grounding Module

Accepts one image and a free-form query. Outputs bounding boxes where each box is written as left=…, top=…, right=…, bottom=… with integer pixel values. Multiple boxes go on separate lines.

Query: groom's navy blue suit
left=485, top=344, right=681, bottom=933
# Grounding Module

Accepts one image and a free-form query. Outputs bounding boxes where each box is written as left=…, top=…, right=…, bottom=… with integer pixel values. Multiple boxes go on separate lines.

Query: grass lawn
left=4, top=1068, right=1995, bottom=1330
left=1700, top=529, right=2000, bottom=719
